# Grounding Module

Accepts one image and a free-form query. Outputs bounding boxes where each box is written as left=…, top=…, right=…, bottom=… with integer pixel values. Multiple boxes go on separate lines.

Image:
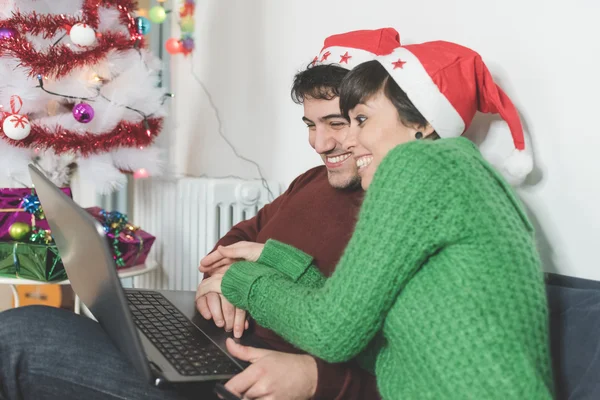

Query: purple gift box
left=0, top=187, right=72, bottom=241
left=85, top=207, right=156, bottom=269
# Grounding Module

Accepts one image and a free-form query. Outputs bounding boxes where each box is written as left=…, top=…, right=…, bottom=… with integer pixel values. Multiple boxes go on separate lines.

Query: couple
left=195, top=31, right=554, bottom=399
left=0, top=28, right=552, bottom=400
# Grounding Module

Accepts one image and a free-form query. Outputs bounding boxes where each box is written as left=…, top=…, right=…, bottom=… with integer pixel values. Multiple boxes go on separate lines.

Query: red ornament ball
left=165, top=38, right=182, bottom=55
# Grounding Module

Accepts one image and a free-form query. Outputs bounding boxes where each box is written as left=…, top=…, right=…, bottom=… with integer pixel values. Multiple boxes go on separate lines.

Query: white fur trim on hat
left=502, top=149, right=533, bottom=185
left=377, top=47, right=465, bottom=138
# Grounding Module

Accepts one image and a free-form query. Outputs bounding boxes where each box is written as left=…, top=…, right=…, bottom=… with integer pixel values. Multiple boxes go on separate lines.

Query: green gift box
left=0, top=241, right=67, bottom=282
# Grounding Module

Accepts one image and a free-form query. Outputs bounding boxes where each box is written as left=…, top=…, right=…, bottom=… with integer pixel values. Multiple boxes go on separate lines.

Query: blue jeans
left=0, top=306, right=217, bottom=400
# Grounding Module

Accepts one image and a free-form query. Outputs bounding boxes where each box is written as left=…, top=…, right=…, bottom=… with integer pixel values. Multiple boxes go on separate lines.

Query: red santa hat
left=312, top=27, right=401, bottom=70
left=377, top=41, right=533, bottom=182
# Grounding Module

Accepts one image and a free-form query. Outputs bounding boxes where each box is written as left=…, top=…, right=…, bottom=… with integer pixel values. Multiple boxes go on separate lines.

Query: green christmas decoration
left=8, top=222, right=31, bottom=241
left=0, top=242, right=66, bottom=282
left=149, top=5, right=167, bottom=24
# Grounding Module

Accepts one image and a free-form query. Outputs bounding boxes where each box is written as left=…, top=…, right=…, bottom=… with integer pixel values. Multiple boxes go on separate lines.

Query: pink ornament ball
left=72, top=102, right=95, bottom=123
left=0, top=27, right=17, bottom=40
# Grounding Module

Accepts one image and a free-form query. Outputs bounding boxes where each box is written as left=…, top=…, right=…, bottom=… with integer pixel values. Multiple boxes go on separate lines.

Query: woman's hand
left=199, top=249, right=237, bottom=275
left=218, top=241, right=265, bottom=262
left=199, top=241, right=265, bottom=274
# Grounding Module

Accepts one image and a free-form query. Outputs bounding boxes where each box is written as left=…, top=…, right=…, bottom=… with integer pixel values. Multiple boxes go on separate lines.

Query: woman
left=199, top=41, right=553, bottom=399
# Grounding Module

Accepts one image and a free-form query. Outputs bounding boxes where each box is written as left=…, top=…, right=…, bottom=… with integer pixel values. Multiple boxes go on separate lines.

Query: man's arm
left=197, top=172, right=311, bottom=335
left=197, top=187, right=290, bottom=335
left=203, top=173, right=306, bottom=276
left=202, top=169, right=382, bottom=399
left=313, top=359, right=380, bottom=400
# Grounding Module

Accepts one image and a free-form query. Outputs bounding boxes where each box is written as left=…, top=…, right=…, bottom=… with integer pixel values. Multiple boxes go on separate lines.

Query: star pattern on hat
left=392, top=58, right=406, bottom=69
left=339, top=51, right=352, bottom=64
left=320, top=51, right=331, bottom=62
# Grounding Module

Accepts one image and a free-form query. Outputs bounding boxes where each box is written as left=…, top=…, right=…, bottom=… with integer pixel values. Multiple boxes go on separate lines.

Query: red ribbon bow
left=9, top=95, right=23, bottom=115
left=1, top=95, right=23, bottom=120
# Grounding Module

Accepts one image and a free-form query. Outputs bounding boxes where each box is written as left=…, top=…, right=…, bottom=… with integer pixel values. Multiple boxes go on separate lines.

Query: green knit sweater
left=222, top=137, right=553, bottom=399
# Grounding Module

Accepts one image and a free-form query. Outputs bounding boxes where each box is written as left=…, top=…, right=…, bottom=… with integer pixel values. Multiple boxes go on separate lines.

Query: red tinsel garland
left=0, top=0, right=143, bottom=79
left=82, top=0, right=140, bottom=32
left=0, top=118, right=163, bottom=156
left=2, top=12, right=80, bottom=39
left=1, top=32, right=143, bottom=79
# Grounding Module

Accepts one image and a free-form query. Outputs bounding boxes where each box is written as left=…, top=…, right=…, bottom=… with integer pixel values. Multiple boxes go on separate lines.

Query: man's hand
left=197, top=272, right=224, bottom=297
left=196, top=241, right=265, bottom=337
left=224, top=338, right=318, bottom=400
left=198, top=250, right=249, bottom=338
left=195, top=291, right=248, bottom=338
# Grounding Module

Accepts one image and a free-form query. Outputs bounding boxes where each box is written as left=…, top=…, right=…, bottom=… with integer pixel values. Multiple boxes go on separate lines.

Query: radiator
left=131, top=177, right=280, bottom=291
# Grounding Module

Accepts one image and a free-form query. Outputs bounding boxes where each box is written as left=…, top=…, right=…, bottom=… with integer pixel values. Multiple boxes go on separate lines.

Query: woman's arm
left=257, top=239, right=327, bottom=289
left=223, top=142, right=461, bottom=363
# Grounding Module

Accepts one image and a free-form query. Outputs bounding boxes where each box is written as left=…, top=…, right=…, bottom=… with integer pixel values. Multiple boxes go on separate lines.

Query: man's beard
left=328, top=172, right=362, bottom=191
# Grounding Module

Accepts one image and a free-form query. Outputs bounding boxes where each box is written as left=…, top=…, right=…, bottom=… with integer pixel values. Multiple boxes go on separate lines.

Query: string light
left=34, top=71, right=172, bottom=127
left=143, top=119, right=151, bottom=136
left=133, top=168, right=149, bottom=179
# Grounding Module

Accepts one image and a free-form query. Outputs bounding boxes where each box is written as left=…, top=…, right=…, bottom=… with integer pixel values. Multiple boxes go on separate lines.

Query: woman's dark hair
left=339, top=60, right=437, bottom=138
left=291, top=64, right=349, bottom=104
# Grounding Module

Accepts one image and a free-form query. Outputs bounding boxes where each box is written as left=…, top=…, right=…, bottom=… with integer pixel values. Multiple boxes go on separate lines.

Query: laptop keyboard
left=126, top=290, right=241, bottom=377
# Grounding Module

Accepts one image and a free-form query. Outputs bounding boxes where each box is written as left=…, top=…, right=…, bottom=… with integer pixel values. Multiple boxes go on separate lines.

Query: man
left=0, top=28, right=400, bottom=400
left=194, top=28, right=401, bottom=399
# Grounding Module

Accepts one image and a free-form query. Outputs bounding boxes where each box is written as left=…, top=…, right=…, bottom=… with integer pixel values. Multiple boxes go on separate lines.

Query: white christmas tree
left=0, top=0, right=168, bottom=193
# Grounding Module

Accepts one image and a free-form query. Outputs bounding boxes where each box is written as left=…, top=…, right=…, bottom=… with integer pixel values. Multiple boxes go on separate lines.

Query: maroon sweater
left=210, top=166, right=380, bottom=400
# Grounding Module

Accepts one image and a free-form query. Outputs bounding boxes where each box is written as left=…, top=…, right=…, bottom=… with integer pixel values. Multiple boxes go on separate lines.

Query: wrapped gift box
left=0, top=188, right=72, bottom=242
left=85, top=207, right=155, bottom=269
left=0, top=241, right=67, bottom=282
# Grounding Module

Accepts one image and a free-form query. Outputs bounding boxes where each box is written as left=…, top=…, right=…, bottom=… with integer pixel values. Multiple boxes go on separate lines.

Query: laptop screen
left=28, top=164, right=153, bottom=382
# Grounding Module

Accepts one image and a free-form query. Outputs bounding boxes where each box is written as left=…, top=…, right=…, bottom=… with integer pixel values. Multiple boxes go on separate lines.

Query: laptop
left=28, top=164, right=254, bottom=389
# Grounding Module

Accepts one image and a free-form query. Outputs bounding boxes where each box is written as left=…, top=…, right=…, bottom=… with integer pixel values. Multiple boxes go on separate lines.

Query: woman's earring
left=415, top=131, right=423, bottom=140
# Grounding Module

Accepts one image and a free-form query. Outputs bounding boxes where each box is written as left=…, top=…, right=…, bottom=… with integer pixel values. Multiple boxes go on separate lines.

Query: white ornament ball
left=70, top=23, right=96, bottom=47
left=2, top=114, right=31, bottom=140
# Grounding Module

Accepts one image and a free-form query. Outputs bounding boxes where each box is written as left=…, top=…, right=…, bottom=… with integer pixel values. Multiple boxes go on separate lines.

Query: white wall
left=168, top=0, right=600, bottom=280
